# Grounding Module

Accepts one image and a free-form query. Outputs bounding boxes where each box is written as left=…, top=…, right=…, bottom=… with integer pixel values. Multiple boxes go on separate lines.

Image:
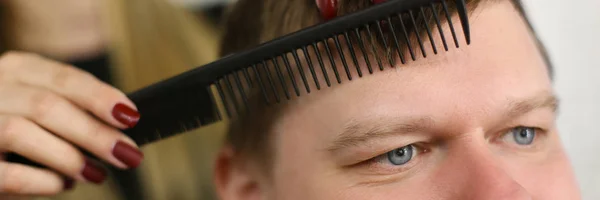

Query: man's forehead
left=277, top=0, right=541, bottom=96
left=288, top=3, right=538, bottom=92
left=246, top=0, right=550, bottom=144
left=277, top=0, right=552, bottom=136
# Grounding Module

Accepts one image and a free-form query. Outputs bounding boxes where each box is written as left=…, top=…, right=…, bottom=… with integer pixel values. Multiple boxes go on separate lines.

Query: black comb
left=125, top=0, right=471, bottom=146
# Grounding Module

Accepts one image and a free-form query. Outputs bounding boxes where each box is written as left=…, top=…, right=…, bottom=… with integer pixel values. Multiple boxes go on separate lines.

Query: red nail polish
left=112, top=141, right=144, bottom=168
left=63, top=178, right=75, bottom=190
left=317, top=0, right=338, bottom=21
left=82, top=159, right=106, bottom=184
left=112, top=103, right=140, bottom=128
left=372, top=0, right=386, bottom=4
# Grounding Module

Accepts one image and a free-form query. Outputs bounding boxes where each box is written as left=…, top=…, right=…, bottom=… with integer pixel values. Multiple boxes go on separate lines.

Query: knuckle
left=0, top=117, right=27, bottom=148
left=51, top=66, right=79, bottom=90
left=29, top=92, right=62, bottom=121
left=0, top=52, right=21, bottom=77
left=86, top=121, right=105, bottom=142
left=0, top=51, right=38, bottom=82
left=52, top=64, right=96, bottom=92
left=0, top=51, right=34, bottom=67
left=2, top=51, right=34, bottom=58
left=0, top=165, right=26, bottom=194
left=0, top=51, right=24, bottom=62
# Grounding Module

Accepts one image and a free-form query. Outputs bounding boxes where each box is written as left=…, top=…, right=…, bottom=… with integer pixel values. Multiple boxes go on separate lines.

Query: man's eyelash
left=490, top=125, right=545, bottom=140
left=357, top=144, right=429, bottom=175
left=492, top=126, right=550, bottom=151
left=353, top=144, right=426, bottom=166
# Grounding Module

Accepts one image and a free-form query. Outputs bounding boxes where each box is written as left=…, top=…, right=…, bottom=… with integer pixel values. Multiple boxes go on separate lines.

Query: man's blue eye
left=511, top=127, right=536, bottom=145
left=386, top=145, right=414, bottom=165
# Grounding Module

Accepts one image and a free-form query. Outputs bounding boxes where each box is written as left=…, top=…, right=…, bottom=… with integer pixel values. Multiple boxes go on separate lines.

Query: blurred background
left=522, top=0, right=600, bottom=200
left=0, top=0, right=597, bottom=199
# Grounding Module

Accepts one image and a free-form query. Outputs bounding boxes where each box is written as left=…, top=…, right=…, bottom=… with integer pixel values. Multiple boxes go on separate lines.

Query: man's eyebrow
left=326, top=93, right=558, bottom=153
left=505, top=92, right=559, bottom=119
left=327, top=117, right=434, bottom=152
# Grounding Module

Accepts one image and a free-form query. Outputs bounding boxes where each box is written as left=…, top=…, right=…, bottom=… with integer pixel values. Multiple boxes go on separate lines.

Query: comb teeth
left=344, top=32, right=363, bottom=77
left=302, top=46, right=321, bottom=90
left=214, top=0, right=471, bottom=118
left=126, top=0, right=471, bottom=146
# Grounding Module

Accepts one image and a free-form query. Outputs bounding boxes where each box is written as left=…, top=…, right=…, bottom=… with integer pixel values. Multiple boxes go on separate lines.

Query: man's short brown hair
left=219, top=0, right=537, bottom=171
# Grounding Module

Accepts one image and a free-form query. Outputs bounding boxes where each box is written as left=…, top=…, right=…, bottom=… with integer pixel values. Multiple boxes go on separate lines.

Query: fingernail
left=63, top=178, right=75, bottom=190
left=112, top=141, right=144, bottom=168
left=112, top=103, right=140, bottom=128
left=372, top=0, right=386, bottom=4
left=316, top=0, right=338, bottom=21
left=82, top=159, right=106, bottom=184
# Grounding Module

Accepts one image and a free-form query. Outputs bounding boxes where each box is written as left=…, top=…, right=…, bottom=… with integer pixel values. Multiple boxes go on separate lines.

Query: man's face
left=262, top=1, right=580, bottom=199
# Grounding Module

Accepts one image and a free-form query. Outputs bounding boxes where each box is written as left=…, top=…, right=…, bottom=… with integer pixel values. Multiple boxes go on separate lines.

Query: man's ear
left=214, top=145, right=264, bottom=200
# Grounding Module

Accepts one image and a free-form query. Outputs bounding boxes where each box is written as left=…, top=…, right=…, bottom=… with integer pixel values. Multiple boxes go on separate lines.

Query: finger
left=0, top=86, right=143, bottom=169
left=0, top=162, right=64, bottom=196
left=0, top=51, right=139, bottom=129
left=0, top=116, right=107, bottom=183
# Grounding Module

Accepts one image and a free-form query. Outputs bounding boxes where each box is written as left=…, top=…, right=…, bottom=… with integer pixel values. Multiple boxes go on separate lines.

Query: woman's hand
left=0, top=51, right=144, bottom=196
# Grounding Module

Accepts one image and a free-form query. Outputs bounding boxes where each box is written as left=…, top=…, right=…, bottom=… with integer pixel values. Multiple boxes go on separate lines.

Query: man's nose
left=452, top=146, right=533, bottom=200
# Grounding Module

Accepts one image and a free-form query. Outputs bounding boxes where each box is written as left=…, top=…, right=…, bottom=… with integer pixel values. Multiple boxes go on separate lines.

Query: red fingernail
left=316, top=0, right=338, bottom=21
left=372, top=0, right=386, bottom=4
left=112, top=103, right=140, bottom=128
left=63, top=178, right=75, bottom=190
left=82, top=159, right=106, bottom=184
left=112, top=141, right=144, bottom=168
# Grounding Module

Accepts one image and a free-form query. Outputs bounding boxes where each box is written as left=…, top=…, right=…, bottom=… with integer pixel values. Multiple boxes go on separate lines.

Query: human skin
left=0, top=0, right=145, bottom=197
left=0, top=50, right=143, bottom=196
left=215, top=1, right=581, bottom=200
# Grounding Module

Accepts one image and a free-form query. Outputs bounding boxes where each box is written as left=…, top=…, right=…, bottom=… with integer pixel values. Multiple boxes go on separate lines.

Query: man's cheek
left=319, top=170, right=446, bottom=200
left=509, top=148, right=580, bottom=199
left=330, top=185, right=425, bottom=200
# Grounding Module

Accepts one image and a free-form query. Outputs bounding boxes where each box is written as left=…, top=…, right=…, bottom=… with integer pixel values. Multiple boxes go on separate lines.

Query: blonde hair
left=106, top=0, right=220, bottom=92
left=47, top=0, right=223, bottom=199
